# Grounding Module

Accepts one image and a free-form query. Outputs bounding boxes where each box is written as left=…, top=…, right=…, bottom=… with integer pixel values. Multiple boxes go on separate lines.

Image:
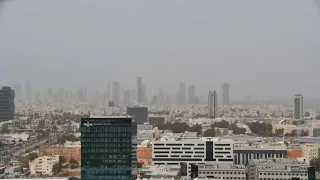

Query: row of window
left=82, top=148, right=132, bottom=153
left=82, top=133, right=131, bottom=138
left=200, top=171, right=245, bottom=175
left=154, top=143, right=205, bottom=146
left=259, top=179, right=308, bottom=180
left=82, top=143, right=131, bottom=148
left=81, top=138, right=132, bottom=143
left=155, top=155, right=204, bottom=158
left=259, top=173, right=307, bottom=176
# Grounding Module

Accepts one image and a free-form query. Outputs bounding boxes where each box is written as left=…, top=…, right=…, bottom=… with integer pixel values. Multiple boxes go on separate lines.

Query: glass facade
left=0, top=86, right=15, bottom=122
left=81, top=117, right=136, bottom=180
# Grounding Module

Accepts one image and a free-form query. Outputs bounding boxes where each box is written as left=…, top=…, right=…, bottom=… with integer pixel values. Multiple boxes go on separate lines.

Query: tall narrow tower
left=294, top=94, right=303, bottom=119
left=222, top=83, right=229, bottom=106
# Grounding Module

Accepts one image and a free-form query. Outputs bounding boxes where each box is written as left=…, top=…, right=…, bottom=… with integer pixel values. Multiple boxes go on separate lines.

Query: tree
left=69, top=158, right=79, bottom=169
left=211, top=120, right=229, bottom=129
left=188, top=124, right=202, bottom=136
left=316, top=115, right=320, bottom=120
left=247, top=122, right=273, bottom=136
left=203, top=129, right=215, bottom=137
left=305, top=112, right=310, bottom=117
left=137, top=162, right=143, bottom=168
left=275, top=129, right=284, bottom=136
left=291, top=129, right=298, bottom=136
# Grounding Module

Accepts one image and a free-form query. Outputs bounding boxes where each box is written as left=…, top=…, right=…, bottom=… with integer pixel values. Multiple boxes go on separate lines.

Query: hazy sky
left=0, top=0, right=320, bottom=100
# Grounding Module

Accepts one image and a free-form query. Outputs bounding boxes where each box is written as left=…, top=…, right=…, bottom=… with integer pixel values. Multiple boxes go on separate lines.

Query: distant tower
left=112, top=82, right=120, bottom=106
left=178, top=83, right=187, bottom=105
left=158, top=88, right=165, bottom=105
left=123, top=89, right=131, bottom=106
left=208, top=91, right=217, bottom=118
left=222, top=83, right=230, bottom=106
left=188, top=85, right=195, bottom=104
left=294, top=94, right=303, bottom=119
left=137, top=76, right=143, bottom=104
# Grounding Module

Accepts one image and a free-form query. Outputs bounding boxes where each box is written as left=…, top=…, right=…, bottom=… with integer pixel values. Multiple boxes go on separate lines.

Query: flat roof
left=89, top=116, right=132, bottom=118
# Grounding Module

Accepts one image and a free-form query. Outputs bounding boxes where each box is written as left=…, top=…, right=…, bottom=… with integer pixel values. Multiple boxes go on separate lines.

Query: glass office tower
left=81, top=116, right=137, bottom=180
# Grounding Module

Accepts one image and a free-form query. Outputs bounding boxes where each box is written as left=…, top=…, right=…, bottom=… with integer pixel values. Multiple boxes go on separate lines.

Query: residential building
left=222, top=83, right=229, bottom=106
left=80, top=116, right=137, bottom=180
left=40, top=147, right=81, bottom=162
left=152, top=137, right=233, bottom=177
left=300, top=143, right=319, bottom=164
left=29, top=155, right=60, bottom=176
left=191, top=164, right=246, bottom=179
left=294, top=94, right=303, bottom=119
left=247, top=159, right=315, bottom=180
left=272, top=124, right=297, bottom=135
left=126, top=106, right=148, bottom=125
left=0, top=86, right=15, bottom=122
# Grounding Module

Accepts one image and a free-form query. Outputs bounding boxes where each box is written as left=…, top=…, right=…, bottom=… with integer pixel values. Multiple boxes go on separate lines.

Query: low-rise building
left=191, top=164, right=246, bottom=180
left=139, top=165, right=181, bottom=179
left=40, top=146, right=80, bottom=162
left=29, top=155, right=60, bottom=176
left=247, top=158, right=315, bottom=180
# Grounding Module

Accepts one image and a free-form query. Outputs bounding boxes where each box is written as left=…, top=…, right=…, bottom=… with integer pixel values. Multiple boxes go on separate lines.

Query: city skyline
left=0, top=0, right=320, bottom=100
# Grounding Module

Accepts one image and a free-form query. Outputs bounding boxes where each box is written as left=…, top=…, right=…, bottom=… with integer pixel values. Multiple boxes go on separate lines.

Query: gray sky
left=0, top=0, right=320, bottom=100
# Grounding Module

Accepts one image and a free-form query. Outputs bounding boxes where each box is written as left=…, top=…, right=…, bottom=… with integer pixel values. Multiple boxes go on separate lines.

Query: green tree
left=188, top=124, right=202, bottom=136
left=304, top=112, right=310, bottom=117
left=69, top=158, right=79, bottom=169
left=203, top=129, right=215, bottom=137
left=275, top=128, right=284, bottom=136
left=316, top=115, right=320, bottom=120
left=137, top=162, right=143, bottom=168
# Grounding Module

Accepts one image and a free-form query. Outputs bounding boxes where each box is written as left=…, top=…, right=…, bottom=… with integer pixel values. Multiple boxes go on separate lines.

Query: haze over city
left=1, top=0, right=320, bottom=100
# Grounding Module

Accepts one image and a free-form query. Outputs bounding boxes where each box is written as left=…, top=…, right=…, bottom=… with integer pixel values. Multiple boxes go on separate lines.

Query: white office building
left=152, top=137, right=233, bottom=177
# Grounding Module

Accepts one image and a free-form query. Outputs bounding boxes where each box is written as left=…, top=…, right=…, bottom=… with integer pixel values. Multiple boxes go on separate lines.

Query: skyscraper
left=178, top=83, right=187, bottom=105
left=151, top=95, right=159, bottom=105
left=142, top=84, right=147, bottom=104
left=188, top=85, right=196, bottom=104
left=137, top=76, right=143, bottom=104
left=158, top=88, right=165, bottom=105
left=208, top=90, right=217, bottom=118
left=0, top=86, right=15, bottom=122
left=222, top=83, right=230, bottom=106
left=12, top=83, right=22, bottom=101
left=112, top=82, right=120, bottom=105
left=294, top=94, right=303, bottom=119
left=81, top=116, right=137, bottom=179
left=124, top=89, right=131, bottom=106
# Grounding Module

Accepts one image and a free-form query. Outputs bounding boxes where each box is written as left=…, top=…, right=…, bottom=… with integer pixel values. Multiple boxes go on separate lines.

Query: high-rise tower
left=294, top=94, right=303, bottom=119
left=137, top=76, right=143, bottom=104
left=0, top=86, right=15, bottom=122
left=222, top=83, right=230, bottom=106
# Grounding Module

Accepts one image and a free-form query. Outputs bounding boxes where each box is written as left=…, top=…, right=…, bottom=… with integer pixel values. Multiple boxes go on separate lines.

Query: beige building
left=29, top=155, right=60, bottom=176
left=272, top=124, right=297, bottom=134
left=300, top=143, right=320, bottom=164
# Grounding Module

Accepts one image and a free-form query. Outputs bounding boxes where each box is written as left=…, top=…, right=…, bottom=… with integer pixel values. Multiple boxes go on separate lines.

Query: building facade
left=294, top=94, right=303, bottom=119
left=247, top=159, right=315, bottom=180
left=126, top=106, right=148, bottom=125
left=208, top=91, right=217, bottom=118
left=222, top=83, right=229, bottom=106
left=112, top=82, right=120, bottom=106
left=233, top=148, right=288, bottom=165
left=0, top=86, right=15, bottom=122
left=152, top=138, right=233, bottom=177
left=137, top=76, right=143, bottom=104
left=81, top=116, right=137, bottom=180
left=29, top=155, right=60, bottom=176
left=191, top=164, right=246, bottom=179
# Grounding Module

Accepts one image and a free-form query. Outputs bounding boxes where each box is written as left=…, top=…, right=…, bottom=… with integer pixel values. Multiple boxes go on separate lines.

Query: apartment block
left=29, top=155, right=60, bottom=176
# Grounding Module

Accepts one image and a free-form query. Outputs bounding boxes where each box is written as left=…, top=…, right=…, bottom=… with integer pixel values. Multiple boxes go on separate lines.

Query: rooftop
left=89, top=115, right=132, bottom=118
